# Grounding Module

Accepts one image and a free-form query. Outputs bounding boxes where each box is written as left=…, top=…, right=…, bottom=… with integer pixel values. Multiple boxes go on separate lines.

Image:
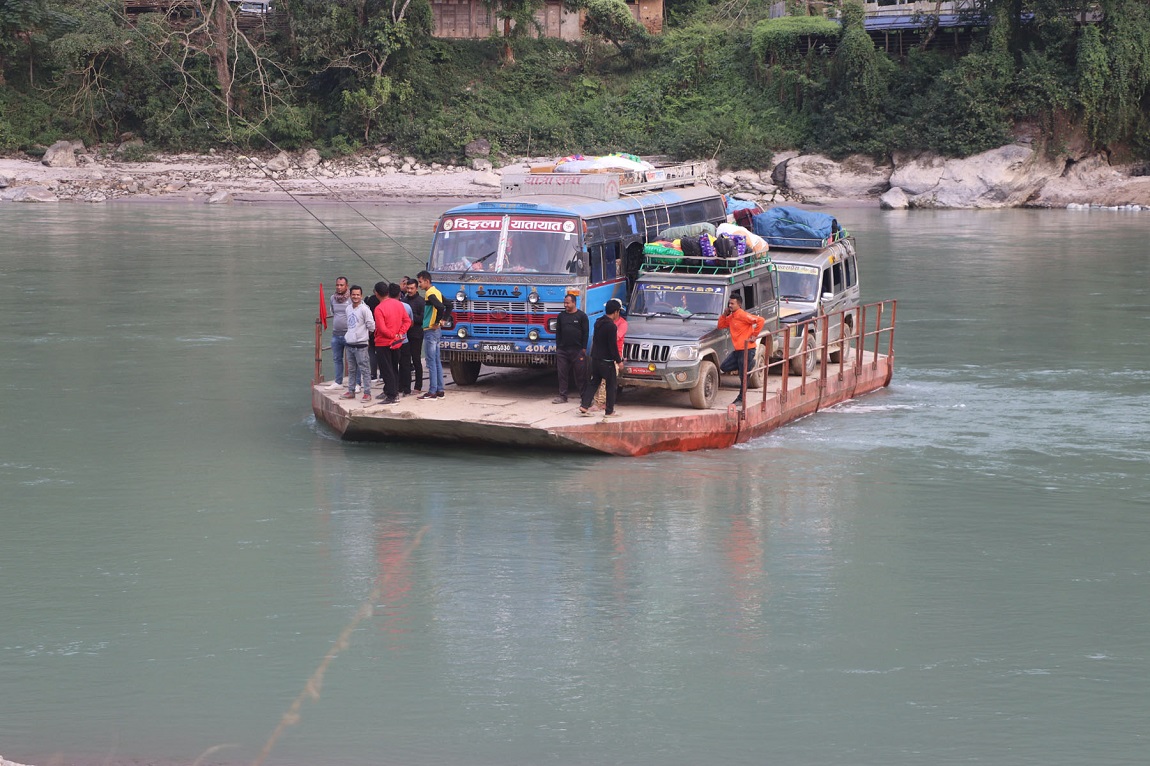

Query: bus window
left=603, top=242, right=619, bottom=281
left=624, top=214, right=640, bottom=236
left=601, top=216, right=621, bottom=240
left=584, top=218, right=602, bottom=245
left=590, top=245, right=604, bottom=283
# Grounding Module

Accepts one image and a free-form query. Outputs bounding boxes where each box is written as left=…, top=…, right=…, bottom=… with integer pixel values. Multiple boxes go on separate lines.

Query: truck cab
left=619, top=253, right=780, bottom=409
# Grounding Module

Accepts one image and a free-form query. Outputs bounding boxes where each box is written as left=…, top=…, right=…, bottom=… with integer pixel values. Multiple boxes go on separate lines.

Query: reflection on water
left=1, top=204, right=1148, bottom=766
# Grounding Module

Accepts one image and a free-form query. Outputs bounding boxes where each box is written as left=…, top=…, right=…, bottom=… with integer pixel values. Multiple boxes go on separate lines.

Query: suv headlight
left=669, top=345, right=699, bottom=361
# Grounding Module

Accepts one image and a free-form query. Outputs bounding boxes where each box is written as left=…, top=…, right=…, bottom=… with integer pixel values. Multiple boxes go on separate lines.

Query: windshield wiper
left=460, top=250, right=497, bottom=281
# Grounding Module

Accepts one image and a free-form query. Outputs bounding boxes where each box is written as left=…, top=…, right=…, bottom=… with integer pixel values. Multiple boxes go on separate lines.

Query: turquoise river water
left=1, top=202, right=1148, bottom=766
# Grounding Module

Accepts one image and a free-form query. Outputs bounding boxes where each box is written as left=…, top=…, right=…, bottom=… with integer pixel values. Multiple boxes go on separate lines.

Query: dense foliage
left=1, top=0, right=1148, bottom=163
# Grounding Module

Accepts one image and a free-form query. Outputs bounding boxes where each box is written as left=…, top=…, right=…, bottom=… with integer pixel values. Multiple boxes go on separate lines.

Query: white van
left=771, top=237, right=861, bottom=371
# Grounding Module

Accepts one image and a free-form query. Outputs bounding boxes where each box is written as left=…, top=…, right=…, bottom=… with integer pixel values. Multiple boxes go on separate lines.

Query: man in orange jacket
left=717, top=295, right=764, bottom=404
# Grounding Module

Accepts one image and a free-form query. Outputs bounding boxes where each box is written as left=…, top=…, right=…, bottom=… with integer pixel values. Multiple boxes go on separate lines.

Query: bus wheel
left=689, top=360, right=718, bottom=409
left=450, top=359, right=481, bottom=386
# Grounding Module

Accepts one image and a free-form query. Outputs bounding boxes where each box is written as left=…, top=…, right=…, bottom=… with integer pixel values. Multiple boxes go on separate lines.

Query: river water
left=1, top=201, right=1147, bottom=766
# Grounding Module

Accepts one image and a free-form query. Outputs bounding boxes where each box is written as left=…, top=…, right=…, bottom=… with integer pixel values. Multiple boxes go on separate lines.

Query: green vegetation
left=1, top=0, right=1148, bottom=164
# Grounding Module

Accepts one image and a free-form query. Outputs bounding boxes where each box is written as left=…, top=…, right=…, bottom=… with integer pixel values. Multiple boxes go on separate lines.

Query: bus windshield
left=630, top=283, right=726, bottom=318
left=775, top=264, right=820, bottom=302
left=430, top=214, right=581, bottom=274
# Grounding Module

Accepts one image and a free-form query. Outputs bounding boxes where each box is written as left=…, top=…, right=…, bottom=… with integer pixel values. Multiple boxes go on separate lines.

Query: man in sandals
left=578, top=299, right=623, bottom=419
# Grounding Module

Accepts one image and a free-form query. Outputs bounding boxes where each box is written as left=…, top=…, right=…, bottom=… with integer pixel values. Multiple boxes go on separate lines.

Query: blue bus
left=427, top=163, right=727, bottom=385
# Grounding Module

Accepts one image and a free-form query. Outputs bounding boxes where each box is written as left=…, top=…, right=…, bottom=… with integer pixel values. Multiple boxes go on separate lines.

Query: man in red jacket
left=717, top=295, right=764, bottom=405
left=372, top=281, right=412, bottom=405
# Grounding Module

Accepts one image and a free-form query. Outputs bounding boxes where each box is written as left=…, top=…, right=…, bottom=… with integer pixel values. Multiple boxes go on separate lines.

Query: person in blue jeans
left=327, top=276, right=350, bottom=389
left=416, top=270, right=448, bottom=399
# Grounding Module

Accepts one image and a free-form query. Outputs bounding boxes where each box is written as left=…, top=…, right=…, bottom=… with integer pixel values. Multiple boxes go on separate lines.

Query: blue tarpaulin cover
left=751, top=206, right=841, bottom=249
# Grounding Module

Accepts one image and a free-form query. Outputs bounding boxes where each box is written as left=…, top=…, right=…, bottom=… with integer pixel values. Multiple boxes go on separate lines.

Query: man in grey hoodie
left=340, top=285, right=376, bottom=403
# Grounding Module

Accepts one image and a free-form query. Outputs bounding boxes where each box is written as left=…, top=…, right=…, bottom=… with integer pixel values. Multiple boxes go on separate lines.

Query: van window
left=843, top=256, right=856, bottom=288
left=822, top=268, right=833, bottom=296
left=831, top=262, right=844, bottom=293
left=758, top=274, right=776, bottom=303
left=742, top=283, right=757, bottom=309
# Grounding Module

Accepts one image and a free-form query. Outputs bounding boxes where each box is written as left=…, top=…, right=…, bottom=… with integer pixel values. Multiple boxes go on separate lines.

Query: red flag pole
left=319, top=282, right=328, bottom=330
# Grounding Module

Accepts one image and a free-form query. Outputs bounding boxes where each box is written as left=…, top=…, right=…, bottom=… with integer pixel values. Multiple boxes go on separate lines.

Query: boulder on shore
left=42, top=140, right=80, bottom=168
left=7, top=186, right=58, bottom=202
left=880, top=187, right=909, bottom=210
left=782, top=154, right=891, bottom=201
left=299, top=148, right=322, bottom=170
left=266, top=151, right=291, bottom=172
left=465, top=139, right=491, bottom=158
left=893, top=144, right=1063, bottom=208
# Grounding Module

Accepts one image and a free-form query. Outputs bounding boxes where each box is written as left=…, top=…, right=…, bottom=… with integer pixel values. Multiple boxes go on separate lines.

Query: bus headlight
left=528, top=329, right=540, bottom=341
left=527, top=291, right=540, bottom=305
left=456, top=290, right=467, bottom=303
left=546, top=318, right=558, bottom=332
left=669, top=345, right=699, bottom=361
left=457, top=327, right=467, bottom=339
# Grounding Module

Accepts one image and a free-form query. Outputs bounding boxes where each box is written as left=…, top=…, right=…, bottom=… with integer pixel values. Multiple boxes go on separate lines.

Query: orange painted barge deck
left=311, top=300, right=896, bottom=456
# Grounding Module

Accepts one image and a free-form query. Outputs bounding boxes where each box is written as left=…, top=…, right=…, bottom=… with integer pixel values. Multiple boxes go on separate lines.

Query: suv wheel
left=689, top=360, right=719, bottom=409
left=829, top=316, right=856, bottom=364
left=747, top=344, right=766, bottom=390
left=789, top=330, right=817, bottom=376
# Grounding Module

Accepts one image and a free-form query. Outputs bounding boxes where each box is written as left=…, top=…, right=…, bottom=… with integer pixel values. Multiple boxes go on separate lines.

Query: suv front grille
left=624, top=342, right=671, bottom=363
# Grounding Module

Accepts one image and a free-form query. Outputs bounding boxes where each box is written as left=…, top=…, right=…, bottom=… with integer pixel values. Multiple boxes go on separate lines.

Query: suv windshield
left=630, top=282, right=725, bottom=318
left=776, top=264, right=820, bottom=302
left=430, top=214, right=581, bottom=274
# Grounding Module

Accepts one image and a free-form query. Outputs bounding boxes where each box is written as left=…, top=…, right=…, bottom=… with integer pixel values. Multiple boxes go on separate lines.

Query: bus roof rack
left=639, top=251, right=773, bottom=277
left=501, top=161, right=710, bottom=202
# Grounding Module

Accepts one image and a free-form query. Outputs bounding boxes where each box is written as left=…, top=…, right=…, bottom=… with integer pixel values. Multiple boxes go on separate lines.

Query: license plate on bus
left=479, top=342, right=514, bottom=352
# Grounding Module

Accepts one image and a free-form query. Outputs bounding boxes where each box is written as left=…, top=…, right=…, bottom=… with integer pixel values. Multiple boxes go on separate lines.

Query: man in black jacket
left=579, top=299, right=623, bottom=418
left=553, top=292, right=588, bottom=403
left=400, top=277, right=426, bottom=394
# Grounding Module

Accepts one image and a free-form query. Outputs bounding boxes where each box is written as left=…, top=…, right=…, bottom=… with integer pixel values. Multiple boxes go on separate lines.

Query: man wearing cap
left=552, top=292, right=588, bottom=404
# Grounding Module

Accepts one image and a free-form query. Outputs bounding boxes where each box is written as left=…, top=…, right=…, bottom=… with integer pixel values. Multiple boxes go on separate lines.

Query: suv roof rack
left=639, top=251, right=774, bottom=277
left=761, top=229, right=851, bottom=251
left=501, top=161, right=710, bottom=202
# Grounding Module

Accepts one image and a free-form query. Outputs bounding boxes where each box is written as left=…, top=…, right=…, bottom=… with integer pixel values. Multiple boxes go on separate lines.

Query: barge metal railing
left=734, top=299, right=898, bottom=420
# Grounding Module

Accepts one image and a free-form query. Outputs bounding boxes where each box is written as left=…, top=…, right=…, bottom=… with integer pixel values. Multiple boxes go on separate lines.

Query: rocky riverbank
left=3, top=139, right=1150, bottom=210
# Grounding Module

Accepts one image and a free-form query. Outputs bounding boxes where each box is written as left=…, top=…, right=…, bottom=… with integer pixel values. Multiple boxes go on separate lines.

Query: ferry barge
left=311, top=300, right=895, bottom=457
left=311, top=159, right=896, bottom=456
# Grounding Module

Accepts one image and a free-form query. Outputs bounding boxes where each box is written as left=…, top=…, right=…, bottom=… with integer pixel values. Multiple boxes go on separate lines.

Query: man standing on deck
left=400, top=277, right=425, bottom=394
left=341, top=285, right=375, bottom=403
left=578, top=299, right=623, bottom=418
left=372, top=282, right=411, bottom=406
left=553, top=292, right=588, bottom=404
left=364, top=282, right=382, bottom=382
left=326, top=276, right=350, bottom=389
left=717, top=294, right=764, bottom=406
left=416, top=270, right=449, bottom=400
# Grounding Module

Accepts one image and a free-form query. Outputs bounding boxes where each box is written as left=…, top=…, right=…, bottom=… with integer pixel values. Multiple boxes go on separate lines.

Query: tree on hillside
left=0, top=0, right=74, bottom=84
left=580, top=0, right=650, bottom=55
left=483, top=0, right=544, bottom=65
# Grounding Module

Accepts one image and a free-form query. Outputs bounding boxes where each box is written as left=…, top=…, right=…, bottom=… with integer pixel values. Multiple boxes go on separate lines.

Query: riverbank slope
left=3, top=142, right=1150, bottom=209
